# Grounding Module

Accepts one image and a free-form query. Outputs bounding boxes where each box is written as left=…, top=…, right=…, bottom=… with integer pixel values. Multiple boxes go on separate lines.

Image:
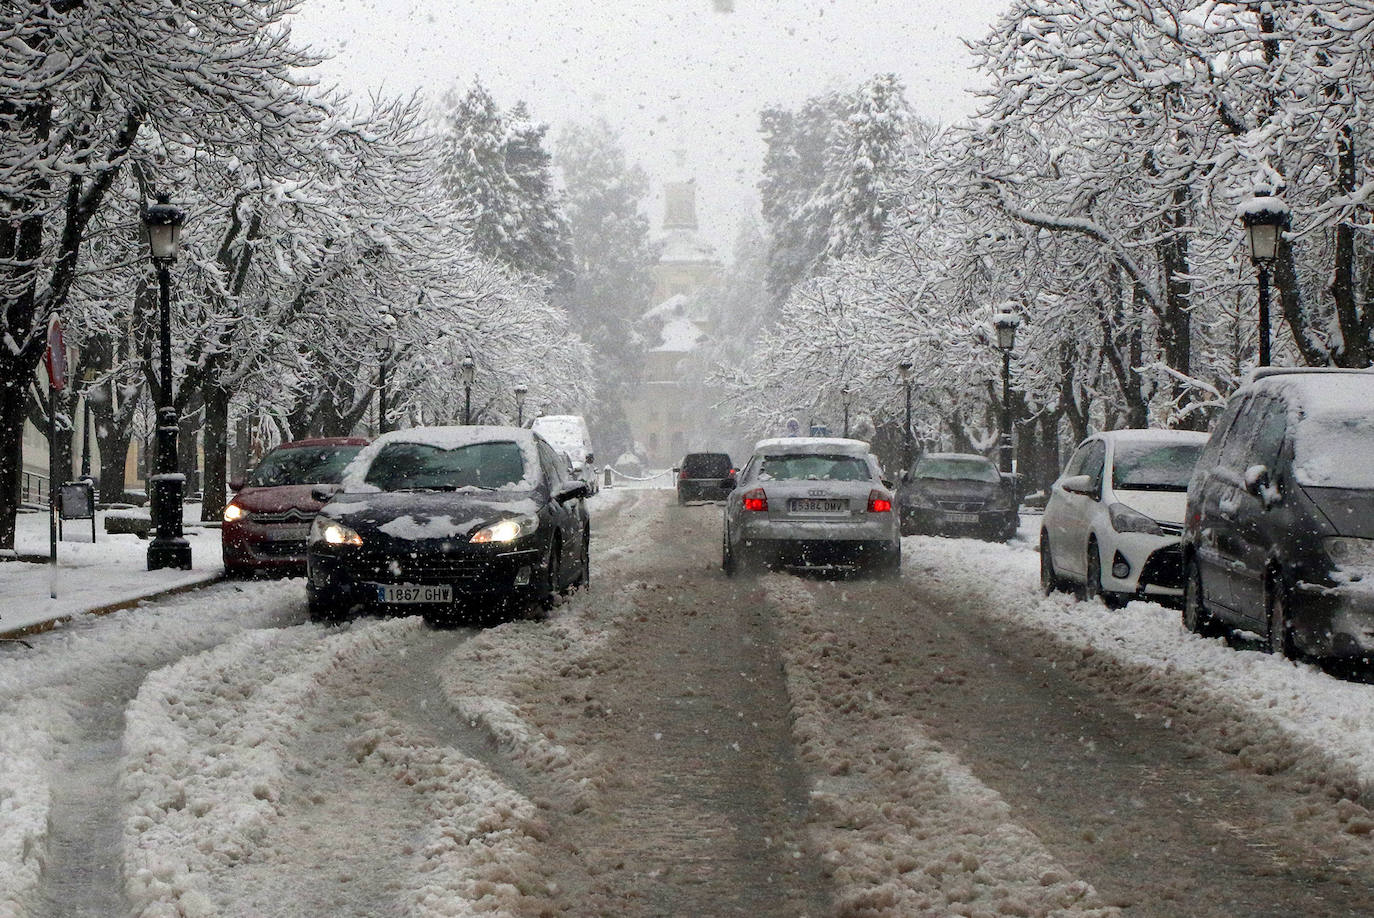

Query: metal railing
left=20, top=471, right=49, bottom=507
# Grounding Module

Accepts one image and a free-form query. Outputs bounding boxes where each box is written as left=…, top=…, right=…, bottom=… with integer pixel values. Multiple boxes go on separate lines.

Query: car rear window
left=247, top=445, right=362, bottom=487
left=363, top=441, right=529, bottom=491
left=759, top=453, right=871, bottom=482
left=683, top=453, right=731, bottom=476
left=1111, top=441, right=1204, bottom=491
left=912, top=456, right=999, bottom=483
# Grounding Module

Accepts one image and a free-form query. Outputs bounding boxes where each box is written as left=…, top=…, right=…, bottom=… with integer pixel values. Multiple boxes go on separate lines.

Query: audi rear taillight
left=868, top=490, right=892, bottom=513
left=679, top=469, right=689, bottom=479
left=743, top=488, right=768, bottom=512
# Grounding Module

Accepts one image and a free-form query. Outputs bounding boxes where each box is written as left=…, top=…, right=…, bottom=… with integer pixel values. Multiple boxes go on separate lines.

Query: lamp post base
left=148, top=538, right=193, bottom=571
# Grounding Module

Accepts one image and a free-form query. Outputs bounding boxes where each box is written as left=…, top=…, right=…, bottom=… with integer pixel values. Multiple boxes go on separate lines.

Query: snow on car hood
left=1112, top=489, right=1188, bottom=525
left=323, top=491, right=540, bottom=541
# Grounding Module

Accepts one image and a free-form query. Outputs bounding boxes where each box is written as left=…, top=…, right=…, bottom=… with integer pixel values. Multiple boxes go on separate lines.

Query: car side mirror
left=899, top=470, right=911, bottom=483
left=1060, top=474, right=1098, bottom=498
left=311, top=483, right=341, bottom=503
left=229, top=478, right=245, bottom=491
left=557, top=481, right=590, bottom=502
left=1244, top=465, right=1277, bottom=506
left=882, top=478, right=895, bottom=489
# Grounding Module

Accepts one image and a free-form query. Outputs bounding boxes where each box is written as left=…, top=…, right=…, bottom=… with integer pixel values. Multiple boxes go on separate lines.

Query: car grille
left=251, top=541, right=306, bottom=558
left=250, top=508, right=316, bottom=524
left=372, top=555, right=495, bottom=583
left=937, top=500, right=985, bottom=512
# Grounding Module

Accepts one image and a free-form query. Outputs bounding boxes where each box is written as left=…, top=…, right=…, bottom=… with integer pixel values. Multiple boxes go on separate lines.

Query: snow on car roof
left=339, top=425, right=540, bottom=492
left=1252, top=368, right=1374, bottom=417
left=753, top=437, right=871, bottom=456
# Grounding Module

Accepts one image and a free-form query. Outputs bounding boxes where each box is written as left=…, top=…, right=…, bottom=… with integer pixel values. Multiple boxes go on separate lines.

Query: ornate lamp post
left=1240, top=187, right=1290, bottom=367
left=993, top=309, right=1021, bottom=474
left=514, top=383, right=529, bottom=426
left=897, top=361, right=913, bottom=471
left=143, top=194, right=191, bottom=570
left=840, top=383, right=852, bottom=438
left=461, top=354, right=476, bottom=424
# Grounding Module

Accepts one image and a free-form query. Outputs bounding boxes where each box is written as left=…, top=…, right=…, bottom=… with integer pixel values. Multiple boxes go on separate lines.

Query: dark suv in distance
left=676, top=452, right=735, bottom=504
left=1182, top=368, right=1374, bottom=662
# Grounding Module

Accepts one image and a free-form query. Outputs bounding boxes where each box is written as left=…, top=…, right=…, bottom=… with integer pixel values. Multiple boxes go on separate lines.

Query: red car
left=222, top=437, right=369, bottom=577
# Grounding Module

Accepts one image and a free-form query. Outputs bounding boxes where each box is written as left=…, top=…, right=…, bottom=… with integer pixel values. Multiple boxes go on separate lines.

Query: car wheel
left=875, top=543, right=901, bottom=579
left=1182, top=556, right=1223, bottom=637
left=722, top=529, right=737, bottom=577
left=542, top=538, right=563, bottom=611
left=573, top=531, right=591, bottom=591
left=306, top=587, right=343, bottom=624
left=676, top=490, right=686, bottom=506
left=1039, top=532, right=1065, bottom=595
left=1083, top=541, right=1121, bottom=607
left=1265, top=576, right=1296, bottom=659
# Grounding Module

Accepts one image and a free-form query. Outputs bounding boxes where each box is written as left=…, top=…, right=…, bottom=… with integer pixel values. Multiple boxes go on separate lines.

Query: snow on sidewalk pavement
left=0, top=508, right=224, bottom=637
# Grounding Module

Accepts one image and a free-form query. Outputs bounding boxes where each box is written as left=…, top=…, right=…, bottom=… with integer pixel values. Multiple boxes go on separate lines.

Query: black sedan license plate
left=789, top=498, right=846, bottom=513
left=377, top=583, right=452, bottom=604
left=942, top=511, right=979, bottom=524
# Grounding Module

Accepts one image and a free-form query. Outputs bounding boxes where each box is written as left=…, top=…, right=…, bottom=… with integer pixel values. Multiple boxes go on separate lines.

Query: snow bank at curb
left=763, top=576, right=1117, bottom=918
left=904, top=535, right=1374, bottom=816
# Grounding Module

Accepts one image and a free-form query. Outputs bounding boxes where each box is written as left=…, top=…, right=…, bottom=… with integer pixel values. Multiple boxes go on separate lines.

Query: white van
left=531, top=415, right=599, bottom=493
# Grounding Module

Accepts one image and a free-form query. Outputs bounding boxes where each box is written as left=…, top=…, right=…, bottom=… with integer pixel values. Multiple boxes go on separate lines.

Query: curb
left=0, top=574, right=226, bottom=641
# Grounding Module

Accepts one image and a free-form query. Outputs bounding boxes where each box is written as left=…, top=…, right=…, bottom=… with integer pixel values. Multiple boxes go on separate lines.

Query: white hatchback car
left=1040, top=429, right=1209, bottom=605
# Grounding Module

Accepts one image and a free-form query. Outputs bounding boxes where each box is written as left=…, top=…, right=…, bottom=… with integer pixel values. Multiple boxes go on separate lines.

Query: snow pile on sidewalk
left=764, top=576, right=1117, bottom=917
left=903, top=535, right=1374, bottom=816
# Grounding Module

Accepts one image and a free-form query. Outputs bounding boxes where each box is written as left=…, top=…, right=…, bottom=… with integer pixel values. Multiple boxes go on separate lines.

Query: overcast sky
left=291, top=0, right=1012, bottom=254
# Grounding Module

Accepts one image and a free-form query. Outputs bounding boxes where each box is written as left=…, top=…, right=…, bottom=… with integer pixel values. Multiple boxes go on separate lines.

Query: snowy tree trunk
left=202, top=385, right=230, bottom=523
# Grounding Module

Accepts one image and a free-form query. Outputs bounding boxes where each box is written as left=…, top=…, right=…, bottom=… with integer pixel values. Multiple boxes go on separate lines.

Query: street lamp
left=514, top=383, right=528, bottom=426
left=143, top=193, right=191, bottom=570
left=993, top=309, right=1021, bottom=474
left=377, top=317, right=396, bottom=434
left=1239, top=186, right=1290, bottom=367
left=461, top=354, right=476, bottom=424
left=840, top=383, right=852, bottom=438
left=897, top=361, right=913, bottom=471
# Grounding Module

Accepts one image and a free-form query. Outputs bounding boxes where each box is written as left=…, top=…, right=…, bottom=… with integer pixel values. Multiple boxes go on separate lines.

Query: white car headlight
left=223, top=503, right=246, bottom=523
left=309, top=516, right=363, bottom=547
left=470, top=515, right=539, bottom=544
left=1324, top=537, right=1374, bottom=580
left=1108, top=502, right=1165, bottom=536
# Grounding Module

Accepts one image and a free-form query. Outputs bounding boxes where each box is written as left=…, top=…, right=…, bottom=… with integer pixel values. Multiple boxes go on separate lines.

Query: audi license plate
left=943, top=511, right=979, bottom=524
left=789, top=498, right=846, bottom=513
left=376, top=583, right=452, bottom=604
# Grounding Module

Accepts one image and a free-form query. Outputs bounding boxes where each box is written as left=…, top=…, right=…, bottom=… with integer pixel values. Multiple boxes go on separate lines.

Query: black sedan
left=897, top=452, right=1019, bottom=541
left=306, top=426, right=590, bottom=625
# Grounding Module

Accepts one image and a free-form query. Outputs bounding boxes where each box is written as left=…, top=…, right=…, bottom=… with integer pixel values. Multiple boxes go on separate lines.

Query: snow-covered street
left=5, top=491, right=1374, bottom=916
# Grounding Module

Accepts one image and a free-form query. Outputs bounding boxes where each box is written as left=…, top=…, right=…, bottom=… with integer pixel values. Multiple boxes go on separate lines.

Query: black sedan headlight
left=903, top=491, right=937, bottom=510
left=469, top=515, right=539, bottom=545
left=309, top=516, right=364, bottom=547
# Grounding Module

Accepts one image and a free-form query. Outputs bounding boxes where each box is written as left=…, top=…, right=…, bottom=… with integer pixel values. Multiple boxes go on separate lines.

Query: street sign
left=44, top=315, right=66, bottom=391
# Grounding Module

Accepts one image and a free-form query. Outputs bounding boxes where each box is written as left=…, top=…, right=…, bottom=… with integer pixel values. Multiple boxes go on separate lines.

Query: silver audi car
left=721, top=437, right=901, bottom=577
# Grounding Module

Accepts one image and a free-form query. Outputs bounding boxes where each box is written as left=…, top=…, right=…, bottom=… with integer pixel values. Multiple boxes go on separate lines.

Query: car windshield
left=758, top=453, right=870, bottom=481
left=1111, top=441, right=1204, bottom=491
left=363, top=441, right=529, bottom=492
left=247, top=445, right=362, bottom=488
left=912, top=457, right=999, bottom=483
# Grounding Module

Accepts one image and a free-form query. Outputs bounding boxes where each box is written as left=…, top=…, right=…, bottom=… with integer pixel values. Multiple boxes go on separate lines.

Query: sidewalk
left=0, top=505, right=224, bottom=639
